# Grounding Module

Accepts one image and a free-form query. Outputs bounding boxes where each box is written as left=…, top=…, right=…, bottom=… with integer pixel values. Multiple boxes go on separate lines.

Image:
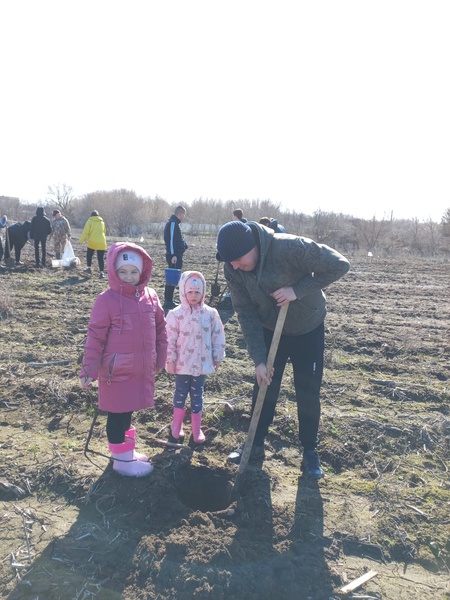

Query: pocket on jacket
left=100, top=352, right=134, bottom=383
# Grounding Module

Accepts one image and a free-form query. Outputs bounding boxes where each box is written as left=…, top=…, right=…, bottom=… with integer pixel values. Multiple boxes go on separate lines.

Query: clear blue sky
left=1, top=1, right=449, bottom=222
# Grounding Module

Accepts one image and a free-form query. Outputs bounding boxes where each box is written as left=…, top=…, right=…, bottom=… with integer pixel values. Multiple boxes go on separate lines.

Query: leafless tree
left=353, top=215, right=391, bottom=253
left=106, top=189, right=146, bottom=236
left=47, top=183, right=76, bottom=221
left=440, top=207, right=450, bottom=236
left=425, top=218, right=438, bottom=256
left=189, top=198, right=224, bottom=229
left=0, top=196, right=21, bottom=222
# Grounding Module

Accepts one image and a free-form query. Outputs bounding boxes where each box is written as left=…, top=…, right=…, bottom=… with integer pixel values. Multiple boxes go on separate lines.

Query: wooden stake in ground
left=229, top=303, right=289, bottom=501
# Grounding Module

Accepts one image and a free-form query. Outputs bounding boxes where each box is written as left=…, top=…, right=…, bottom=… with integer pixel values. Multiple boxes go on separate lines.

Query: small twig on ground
left=340, top=570, right=378, bottom=595
left=435, top=453, right=448, bottom=473
left=154, top=423, right=170, bottom=437
left=204, top=394, right=247, bottom=406
left=405, top=504, right=428, bottom=518
left=95, top=494, right=116, bottom=527
left=372, top=460, right=380, bottom=478
left=368, top=378, right=409, bottom=399
left=369, top=378, right=396, bottom=387
left=153, top=438, right=186, bottom=449
left=27, top=360, right=70, bottom=368
left=392, top=458, right=403, bottom=474
left=21, top=513, right=32, bottom=563
left=53, top=444, right=70, bottom=476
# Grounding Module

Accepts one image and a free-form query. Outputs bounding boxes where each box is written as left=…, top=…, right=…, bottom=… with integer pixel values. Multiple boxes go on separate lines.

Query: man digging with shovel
left=216, top=220, right=350, bottom=478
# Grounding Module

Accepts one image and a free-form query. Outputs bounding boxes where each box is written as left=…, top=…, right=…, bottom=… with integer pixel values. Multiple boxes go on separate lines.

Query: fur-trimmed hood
left=107, top=242, right=153, bottom=297
left=178, top=270, right=207, bottom=309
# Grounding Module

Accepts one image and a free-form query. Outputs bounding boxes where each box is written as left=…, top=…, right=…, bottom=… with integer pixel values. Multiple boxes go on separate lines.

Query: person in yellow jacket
left=78, top=210, right=107, bottom=278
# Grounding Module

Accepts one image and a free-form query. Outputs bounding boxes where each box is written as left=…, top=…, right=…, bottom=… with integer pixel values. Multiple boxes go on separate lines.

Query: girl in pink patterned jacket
left=165, top=270, right=225, bottom=444
left=80, top=242, right=167, bottom=477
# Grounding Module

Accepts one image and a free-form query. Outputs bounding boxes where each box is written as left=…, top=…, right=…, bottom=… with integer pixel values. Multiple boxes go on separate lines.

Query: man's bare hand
left=255, top=363, right=274, bottom=386
left=271, top=287, right=296, bottom=306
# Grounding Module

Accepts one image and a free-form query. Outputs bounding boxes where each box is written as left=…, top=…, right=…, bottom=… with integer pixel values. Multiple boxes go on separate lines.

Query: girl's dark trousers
left=107, top=412, right=132, bottom=444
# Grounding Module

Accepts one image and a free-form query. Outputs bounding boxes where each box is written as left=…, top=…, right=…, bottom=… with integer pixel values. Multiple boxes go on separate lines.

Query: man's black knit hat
left=217, top=221, right=256, bottom=262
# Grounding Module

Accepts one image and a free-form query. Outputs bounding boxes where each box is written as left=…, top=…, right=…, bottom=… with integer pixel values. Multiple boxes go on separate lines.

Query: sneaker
left=99, top=271, right=105, bottom=279
left=227, top=443, right=265, bottom=465
left=84, top=267, right=92, bottom=274
left=15, top=261, right=24, bottom=266
left=302, top=449, right=324, bottom=479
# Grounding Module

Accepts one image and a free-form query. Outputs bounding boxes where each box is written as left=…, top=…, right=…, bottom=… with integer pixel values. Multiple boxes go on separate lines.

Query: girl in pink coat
left=80, top=242, right=168, bottom=477
left=165, top=270, right=226, bottom=444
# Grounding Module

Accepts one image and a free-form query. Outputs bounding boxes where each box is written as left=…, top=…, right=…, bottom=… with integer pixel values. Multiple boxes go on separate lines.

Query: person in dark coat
left=4, top=221, right=31, bottom=265
left=163, top=206, right=188, bottom=309
left=30, top=207, right=52, bottom=267
left=232, top=208, right=248, bottom=223
left=259, top=217, right=286, bottom=233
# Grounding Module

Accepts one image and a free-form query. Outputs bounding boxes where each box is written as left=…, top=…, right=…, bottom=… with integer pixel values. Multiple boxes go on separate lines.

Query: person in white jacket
left=165, top=270, right=226, bottom=444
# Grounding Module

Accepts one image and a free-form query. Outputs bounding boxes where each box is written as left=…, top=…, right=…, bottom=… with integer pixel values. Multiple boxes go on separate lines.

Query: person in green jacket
left=216, top=220, right=350, bottom=478
left=78, top=211, right=107, bottom=278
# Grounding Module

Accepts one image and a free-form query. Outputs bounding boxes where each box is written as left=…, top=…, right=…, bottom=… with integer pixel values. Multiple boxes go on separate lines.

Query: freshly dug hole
left=175, top=465, right=232, bottom=511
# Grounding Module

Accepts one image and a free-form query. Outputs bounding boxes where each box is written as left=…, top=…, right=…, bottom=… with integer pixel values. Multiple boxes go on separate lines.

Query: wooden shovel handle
left=230, top=303, right=289, bottom=496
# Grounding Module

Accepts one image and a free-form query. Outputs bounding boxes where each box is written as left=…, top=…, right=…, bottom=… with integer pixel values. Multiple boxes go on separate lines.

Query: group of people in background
left=0, top=205, right=285, bottom=273
left=0, top=207, right=107, bottom=275
left=0, top=207, right=71, bottom=268
left=79, top=205, right=350, bottom=484
left=232, top=207, right=286, bottom=233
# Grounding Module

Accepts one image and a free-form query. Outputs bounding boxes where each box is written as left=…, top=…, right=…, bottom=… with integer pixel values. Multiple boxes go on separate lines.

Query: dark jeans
left=34, top=238, right=48, bottom=266
left=106, top=411, right=133, bottom=444
left=173, top=374, right=206, bottom=413
left=87, top=247, right=105, bottom=271
left=164, top=254, right=183, bottom=303
left=5, top=240, right=25, bottom=262
left=251, top=321, right=325, bottom=450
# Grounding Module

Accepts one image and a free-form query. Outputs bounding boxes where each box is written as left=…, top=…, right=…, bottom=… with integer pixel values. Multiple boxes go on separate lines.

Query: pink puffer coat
left=80, top=242, right=168, bottom=413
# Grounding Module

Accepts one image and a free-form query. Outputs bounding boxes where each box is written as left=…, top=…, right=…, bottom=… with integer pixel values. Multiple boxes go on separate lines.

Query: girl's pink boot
left=191, top=411, right=206, bottom=444
left=125, top=426, right=149, bottom=461
left=108, top=440, right=154, bottom=477
left=171, top=407, right=186, bottom=441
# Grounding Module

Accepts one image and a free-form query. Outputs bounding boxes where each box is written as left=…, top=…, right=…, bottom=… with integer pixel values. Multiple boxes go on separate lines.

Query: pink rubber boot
left=191, top=411, right=206, bottom=444
left=108, top=440, right=154, bottom=477
left=125, top=426, right=149, bottom=462
left=171, top=407, right=186, bottom=440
